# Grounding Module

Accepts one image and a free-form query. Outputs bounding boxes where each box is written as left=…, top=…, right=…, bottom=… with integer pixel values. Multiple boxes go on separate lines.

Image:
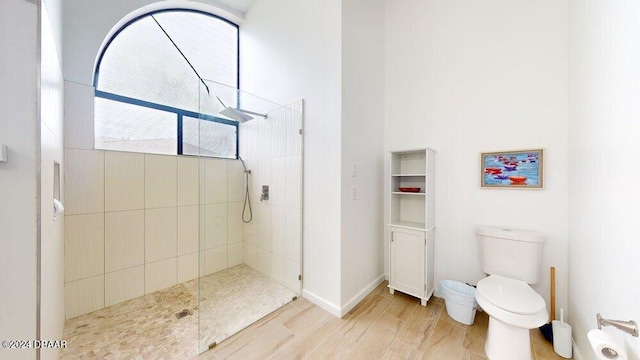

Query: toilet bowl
left=475, top=226, right=547, bottom=360
left=476, top=275, right=548, bottom=360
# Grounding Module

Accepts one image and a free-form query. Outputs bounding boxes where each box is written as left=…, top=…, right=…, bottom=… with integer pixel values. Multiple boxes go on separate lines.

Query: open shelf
left=388, top=221, right=426, bottom=231
left=388, top=148, right=435, bottom=233
left=391, top=174, right=426, bottom=177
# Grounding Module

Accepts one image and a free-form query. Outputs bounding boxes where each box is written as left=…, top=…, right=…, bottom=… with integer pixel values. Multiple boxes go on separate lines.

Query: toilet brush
left=539, top=266, right=556, bottom=343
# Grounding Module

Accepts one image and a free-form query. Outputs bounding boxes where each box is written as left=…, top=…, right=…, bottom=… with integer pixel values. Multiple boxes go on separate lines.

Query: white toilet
left=475, top=226, right=548, bottom=360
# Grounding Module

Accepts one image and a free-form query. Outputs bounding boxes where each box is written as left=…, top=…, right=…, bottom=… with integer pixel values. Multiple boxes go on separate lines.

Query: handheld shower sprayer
left=238, top=156, right=252, bottom=223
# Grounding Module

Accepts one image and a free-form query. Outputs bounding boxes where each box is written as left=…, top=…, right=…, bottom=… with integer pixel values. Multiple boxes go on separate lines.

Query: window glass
left=183, top=116, right=237, bottom=158
left=94, top=10, right=239, bottom=158
left=95, top=97, right=177, bottom=155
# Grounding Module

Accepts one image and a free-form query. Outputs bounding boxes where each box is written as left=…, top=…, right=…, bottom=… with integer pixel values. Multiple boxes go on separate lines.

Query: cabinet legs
left=387, top=287, right=428, bottom=306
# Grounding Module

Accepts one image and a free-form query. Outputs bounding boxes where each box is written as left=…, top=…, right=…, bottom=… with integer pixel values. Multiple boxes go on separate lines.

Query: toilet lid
left=477, top=275, right=546, bottom=315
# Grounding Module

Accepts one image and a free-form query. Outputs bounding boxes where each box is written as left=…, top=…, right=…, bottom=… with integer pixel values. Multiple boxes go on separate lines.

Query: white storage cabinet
left=388, top=148, right=435, bottom=306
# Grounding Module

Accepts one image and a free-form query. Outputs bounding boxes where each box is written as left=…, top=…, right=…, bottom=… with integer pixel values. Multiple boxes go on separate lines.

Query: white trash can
left=439, top=280, right=478, bottom=325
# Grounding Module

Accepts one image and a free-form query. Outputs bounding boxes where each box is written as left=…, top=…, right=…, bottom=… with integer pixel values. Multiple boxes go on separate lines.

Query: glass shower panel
left=197, top=80, right=303, bottom=353
left=182, top=116, right=237, bottom=158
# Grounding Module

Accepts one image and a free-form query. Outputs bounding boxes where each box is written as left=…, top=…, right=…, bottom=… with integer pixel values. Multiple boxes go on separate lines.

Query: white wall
left=40, top=1, right=66, bottom=359
left=384, top=0, right=569, bottom=313
left=43, top=0, right=63, bottom=65
left=241, top=0, right=344, bottom=313
left=568, top=1, right=640, bottom=358
left=0, top=1, right=39, bottom=359
left=340, top=0, right=386, bottom=312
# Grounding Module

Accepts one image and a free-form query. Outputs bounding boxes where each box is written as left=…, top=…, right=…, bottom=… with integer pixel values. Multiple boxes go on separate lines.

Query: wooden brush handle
left=550, top=267, right=556, bottom=321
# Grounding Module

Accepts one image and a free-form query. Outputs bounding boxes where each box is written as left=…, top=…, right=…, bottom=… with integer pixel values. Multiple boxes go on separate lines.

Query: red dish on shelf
left=399, top=187, right=420, bottom=193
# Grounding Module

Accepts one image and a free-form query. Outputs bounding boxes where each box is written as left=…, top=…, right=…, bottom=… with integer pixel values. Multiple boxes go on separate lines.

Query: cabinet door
left=390, top=227, right=425, bottom=297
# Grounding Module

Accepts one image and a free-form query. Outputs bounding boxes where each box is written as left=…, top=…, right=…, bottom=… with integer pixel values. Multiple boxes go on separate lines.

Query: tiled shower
left=63, top=151, right=247, bottom=318
left=62, top=80, right=303, bottom=353
left=240, top=101, right=303, bottom=293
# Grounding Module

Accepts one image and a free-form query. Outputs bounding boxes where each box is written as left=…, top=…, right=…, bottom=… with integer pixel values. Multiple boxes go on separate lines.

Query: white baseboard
left=340, top=274, right=386, bottom=318
left=572, top=339, right=583, bottom=360
left=302, top=275, right=386, bottom=319
left=302, top=289, right=341, bottom=318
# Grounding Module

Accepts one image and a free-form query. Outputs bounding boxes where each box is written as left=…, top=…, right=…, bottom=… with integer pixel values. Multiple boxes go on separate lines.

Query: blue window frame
left=93, top=9, right=240, bottom=159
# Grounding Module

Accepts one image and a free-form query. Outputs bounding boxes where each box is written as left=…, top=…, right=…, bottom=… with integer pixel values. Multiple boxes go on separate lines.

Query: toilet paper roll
left=53, top=199, right=65, bottom=221
left=587, top=329, right=628, bottom=360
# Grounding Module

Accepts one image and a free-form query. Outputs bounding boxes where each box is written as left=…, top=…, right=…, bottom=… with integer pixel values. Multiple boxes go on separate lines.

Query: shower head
left=216, top=96, right=267, bottom=123
left=220, top=107, right=254, bottom=123
left=238, top=156, right=251, bottom=174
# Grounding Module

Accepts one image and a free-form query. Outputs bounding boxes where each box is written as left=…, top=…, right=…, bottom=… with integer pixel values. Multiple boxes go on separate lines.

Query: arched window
left=94, top=9, right=239, bottom=158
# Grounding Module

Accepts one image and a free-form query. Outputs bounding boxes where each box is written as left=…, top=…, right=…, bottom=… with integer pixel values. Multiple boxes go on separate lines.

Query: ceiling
left=211, top=0, right=257, bottom=15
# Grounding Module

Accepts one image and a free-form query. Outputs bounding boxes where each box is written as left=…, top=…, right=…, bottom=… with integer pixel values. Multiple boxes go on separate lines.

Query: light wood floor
left=195, top=281, right=567, bottom=360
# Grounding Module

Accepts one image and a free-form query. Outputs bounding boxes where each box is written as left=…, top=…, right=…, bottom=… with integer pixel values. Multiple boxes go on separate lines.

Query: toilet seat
left=476, top=275, right=548, bottom=329
left=477, top=275, right=545, bottom=314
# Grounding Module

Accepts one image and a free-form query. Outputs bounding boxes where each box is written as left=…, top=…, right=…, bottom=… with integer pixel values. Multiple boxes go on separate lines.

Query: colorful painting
left=481, top=149, right=543, bottom=189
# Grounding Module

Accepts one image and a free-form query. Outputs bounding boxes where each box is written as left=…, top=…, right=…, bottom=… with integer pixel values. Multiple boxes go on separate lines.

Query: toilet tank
left=476, top=226, right=545, bottom=284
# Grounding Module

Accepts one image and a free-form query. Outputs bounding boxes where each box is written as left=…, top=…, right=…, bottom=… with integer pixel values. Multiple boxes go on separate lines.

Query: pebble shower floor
left=60, top=264, right=296, bottom=359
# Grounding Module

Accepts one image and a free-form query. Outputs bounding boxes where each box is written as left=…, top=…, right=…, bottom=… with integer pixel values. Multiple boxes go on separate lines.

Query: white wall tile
left=177, top=157, right=199, bottom=206
left=65, top=275, right=104, bottom=319
left=285, top=259, right=301, bottom=294
left=285, top=156, right=302, bottom=209
left=104, top=266, right=144, bottom=307
left=294, top=111, right=303, bottom=156
left=285, top=207, right=302, bottom=262
left=270, top=157, right=286, bottom=206
left=244, top=159, right=259, bottom=201
left=204, top=203, right=227, bottom=249
left=228, top=160, right=245, bottom=202
left=271, top=206, right=286, bottom=256
left=239, top=121, right=259, bottom=160
left=65, top=149, right=104, bottom=215
left=257, top=247, right=271, bottom=276
left=105, top=151, right=144, bottom=211
left=271, top=253, right=286, bottom=285
left=199, top=250, right=205, bottom=278
left=228, top=243, right=243, bottom=267
left=258, top=115, right=273, bottom=158
left=64, top=81, right=94, bottom=150
left=145, top=154, right=177, bottom=209
left=238, top=123, right=250, bottom=160
left=228, top=202, right=244, bottom=244
left=243, top=203, right=259, bottom=245
left=178, top=205, right=198, bottom=256
left=105, top=210, right=144, bottom=272
left=177, top=253, right=198, bottom=283
left=255, top=159, right=271, bottom=203
left=203, top=158, right=227, bottom=204
left=145, top=258, right=177, bottom=294
left=65, top=213, right=104, bottom=282
left=244, top=243, right=257, bottom=269
left=285, top=110, right=302, bottom=156
left=145, top=207, right=177, bottom=263
left=204, top=246, right=227, bottom=275
left=198, top=205, right=206, bottom=251
left=257, top=203, right=271, bottom=251
left=274, top=111, right=287, bottom=157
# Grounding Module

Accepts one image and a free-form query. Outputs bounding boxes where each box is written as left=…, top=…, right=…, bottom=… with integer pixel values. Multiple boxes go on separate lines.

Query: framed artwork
left=481, top=149, right=543, bottom=189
